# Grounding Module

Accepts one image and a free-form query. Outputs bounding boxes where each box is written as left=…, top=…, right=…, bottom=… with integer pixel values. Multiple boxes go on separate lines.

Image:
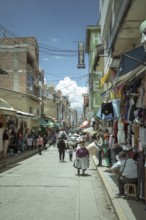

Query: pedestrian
left=17, top=129, right=23, bottom=153
left=73, top=138, right=89, bottom=176
left=103, top=129, right=111, bottom=167
left=111, top=151, right=138, bottom=197
left=37, top=135, right=44, bottom=155
left=68, top=146, right=74, bottom=161
left=26, top=134, right=33, bottom=150
left=57, top=135, right=66, bottom=162
left=96, top=130, right=104, bottom=166
left=3, top=128, right=10, bottom=158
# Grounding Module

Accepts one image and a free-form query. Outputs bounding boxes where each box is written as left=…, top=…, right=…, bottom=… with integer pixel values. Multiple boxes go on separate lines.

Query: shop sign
left=77, top=42, right=85, bottom=69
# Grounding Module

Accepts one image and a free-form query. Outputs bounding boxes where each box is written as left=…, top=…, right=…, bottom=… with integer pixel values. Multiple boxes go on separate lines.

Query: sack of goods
left=86, top=142, right=99, bottom=155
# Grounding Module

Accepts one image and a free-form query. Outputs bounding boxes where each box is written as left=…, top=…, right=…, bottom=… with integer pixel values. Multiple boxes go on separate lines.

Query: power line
left=0, top=25, right=79, bottom=57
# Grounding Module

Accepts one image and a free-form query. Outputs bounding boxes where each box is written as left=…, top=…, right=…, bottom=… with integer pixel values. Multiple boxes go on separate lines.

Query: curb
left=0, top=150, right=39, bottom=172
left=92, top=155, right=137, bottom=220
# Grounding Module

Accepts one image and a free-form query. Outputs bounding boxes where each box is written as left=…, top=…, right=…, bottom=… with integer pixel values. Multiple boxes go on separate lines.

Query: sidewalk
left=0, top=149, right=39, bottom=172
left=92, top=155, right=146, bottom=220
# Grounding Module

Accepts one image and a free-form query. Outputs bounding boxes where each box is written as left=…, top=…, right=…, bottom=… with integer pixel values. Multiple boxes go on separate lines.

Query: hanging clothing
left=136, top=85, right=144, bottom=108
left=137, top=154, right=145, bottom=199
left=139, top=126, right=146, bottom=148
left=132, top=123, right=140, bottom=147
left=117, top=120, right=126, bottom=145
left=101, top=102, right=114, bottom=117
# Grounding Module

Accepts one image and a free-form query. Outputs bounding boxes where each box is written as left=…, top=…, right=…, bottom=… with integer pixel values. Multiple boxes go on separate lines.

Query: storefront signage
left=77, top=42, right=85, bottom=69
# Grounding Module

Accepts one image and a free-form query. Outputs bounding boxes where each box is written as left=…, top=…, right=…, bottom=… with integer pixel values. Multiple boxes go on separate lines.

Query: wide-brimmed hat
left=77, top=137, right=85, bottom=143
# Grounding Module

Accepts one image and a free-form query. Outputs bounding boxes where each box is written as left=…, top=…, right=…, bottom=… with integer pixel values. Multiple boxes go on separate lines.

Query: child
left=68, top=146, right=73, bottom=161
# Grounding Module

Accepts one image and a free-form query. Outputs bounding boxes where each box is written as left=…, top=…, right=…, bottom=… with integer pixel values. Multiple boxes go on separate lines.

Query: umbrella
left=80, top=120, right=89, bottom=128
left=0, top=98, right=16, bottom=116
left=82, top=127, right=97, bottom=134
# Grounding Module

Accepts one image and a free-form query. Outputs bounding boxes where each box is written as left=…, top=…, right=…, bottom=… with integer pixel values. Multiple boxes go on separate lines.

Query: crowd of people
left=2, top=123, right=139, bottom=198
left=2, top=127, right=56, bottom=158
left=54, top=124, right=139, bottom=198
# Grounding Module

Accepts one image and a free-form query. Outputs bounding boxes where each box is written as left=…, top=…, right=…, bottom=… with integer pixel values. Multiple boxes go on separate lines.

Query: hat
left=122, top=145, right=132, bottom=151
left=77, top=137, right=85, bottom=143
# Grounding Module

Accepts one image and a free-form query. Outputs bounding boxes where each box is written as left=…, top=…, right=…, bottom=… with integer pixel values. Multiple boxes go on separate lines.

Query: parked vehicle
left=66, top=134, right=79, bottom=149
left=58, top=131, right=67, bottom=140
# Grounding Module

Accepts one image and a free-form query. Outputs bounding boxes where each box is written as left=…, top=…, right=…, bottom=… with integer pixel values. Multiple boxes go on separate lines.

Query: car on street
left=66, top=134, right=80, bottom=149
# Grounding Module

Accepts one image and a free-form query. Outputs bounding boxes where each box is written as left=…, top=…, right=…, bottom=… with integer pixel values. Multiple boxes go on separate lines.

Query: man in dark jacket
left=57, top=135, right=66, bottom=162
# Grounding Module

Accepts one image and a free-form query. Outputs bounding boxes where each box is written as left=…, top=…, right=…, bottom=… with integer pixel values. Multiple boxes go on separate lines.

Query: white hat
left=77, top=137, right=85, bottom=143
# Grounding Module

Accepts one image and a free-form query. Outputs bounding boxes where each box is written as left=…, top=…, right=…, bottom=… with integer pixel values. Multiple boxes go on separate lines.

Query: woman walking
left=74, top=138, right=89, bottom=175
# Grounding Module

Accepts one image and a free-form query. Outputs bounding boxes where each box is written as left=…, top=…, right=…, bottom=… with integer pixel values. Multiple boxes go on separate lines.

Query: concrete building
left=43, top=83, right=71, bottom=129
left=98, top=0, right=146, bottom=95
left=69, top=108, right=78, bottom=128
left=0, top=37, right=43, bottom=130
left=85, top=25, right=103, bottom=116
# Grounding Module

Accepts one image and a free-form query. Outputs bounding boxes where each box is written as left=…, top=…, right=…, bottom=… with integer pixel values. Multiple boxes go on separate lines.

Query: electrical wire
left=0, top=24, right=88, bottom=92
left=0, top=25, right=79, bottom=57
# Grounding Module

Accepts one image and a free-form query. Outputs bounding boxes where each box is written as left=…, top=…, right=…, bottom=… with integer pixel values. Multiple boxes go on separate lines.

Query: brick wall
left=0, top=88, right=41, bottom=116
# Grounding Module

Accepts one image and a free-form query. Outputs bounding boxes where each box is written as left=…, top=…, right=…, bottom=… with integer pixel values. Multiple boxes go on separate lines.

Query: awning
left=114, top=46, right=146, bottom=86
left=54, top=122, right=61, bottom=127
left=39, top=118, right=54, bottom=127
left=0, top=98, right=16, bottom=116
left=100, top=70, right=111, bottom=88
left=101, top=46, right=146, bottom=97
left=16, top=110, right=35, bottom=118
left=0, top=68, right=8, bottom=74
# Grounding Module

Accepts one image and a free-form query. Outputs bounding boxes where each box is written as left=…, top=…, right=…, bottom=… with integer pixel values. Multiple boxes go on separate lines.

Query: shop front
left=100, top=45, right=146, bottom=203
left=0, top=98, right=17, bottom=158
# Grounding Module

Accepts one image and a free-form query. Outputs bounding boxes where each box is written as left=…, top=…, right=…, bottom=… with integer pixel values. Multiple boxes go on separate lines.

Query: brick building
left=0, top=37, right=43, bottom=130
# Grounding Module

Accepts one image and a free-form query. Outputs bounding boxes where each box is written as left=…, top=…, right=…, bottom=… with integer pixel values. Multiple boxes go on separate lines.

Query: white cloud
left=55, top=77, right=88, bottom=112
left=55, top=55, right=63, bottom=59
left=42, top=58, right=50, bottom=61
left=48, top=38, right=61, bottom=43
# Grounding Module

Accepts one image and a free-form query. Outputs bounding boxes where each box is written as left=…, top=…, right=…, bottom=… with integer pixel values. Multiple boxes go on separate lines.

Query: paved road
left=0, top=147, right=117, bottom=220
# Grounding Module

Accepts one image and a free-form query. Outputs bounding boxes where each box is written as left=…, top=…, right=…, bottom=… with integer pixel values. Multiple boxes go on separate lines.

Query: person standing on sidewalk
left=26, top=134, right=33, bottom=150
left=96, top=130, right=104, bottom=166
left=37, top=135, right=44, bottom=155
left=3, top=128, right=11, bottom=158
left=57, top=135, right=66, bottom=162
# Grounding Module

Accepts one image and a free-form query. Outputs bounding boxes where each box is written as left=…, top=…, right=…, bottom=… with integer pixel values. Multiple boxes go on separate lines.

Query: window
left=27, top=73, right=34, bottom=92
left=29, top=106, right=32, bottom=114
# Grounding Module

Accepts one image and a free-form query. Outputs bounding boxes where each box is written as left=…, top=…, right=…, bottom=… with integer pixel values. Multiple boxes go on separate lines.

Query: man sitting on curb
left=111, top=151, right=138, bottom=197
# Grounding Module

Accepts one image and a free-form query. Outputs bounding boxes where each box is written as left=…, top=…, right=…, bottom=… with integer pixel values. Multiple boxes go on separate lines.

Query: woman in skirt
left=74, top=138, right=90, bottom=175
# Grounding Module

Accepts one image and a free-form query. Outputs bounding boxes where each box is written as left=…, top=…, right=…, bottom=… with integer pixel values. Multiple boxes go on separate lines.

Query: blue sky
left=0, top=0, right=99, bottom=110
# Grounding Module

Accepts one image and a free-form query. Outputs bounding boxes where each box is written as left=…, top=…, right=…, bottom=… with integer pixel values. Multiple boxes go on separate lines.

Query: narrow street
left=0, top=147, right=117, bottom=220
